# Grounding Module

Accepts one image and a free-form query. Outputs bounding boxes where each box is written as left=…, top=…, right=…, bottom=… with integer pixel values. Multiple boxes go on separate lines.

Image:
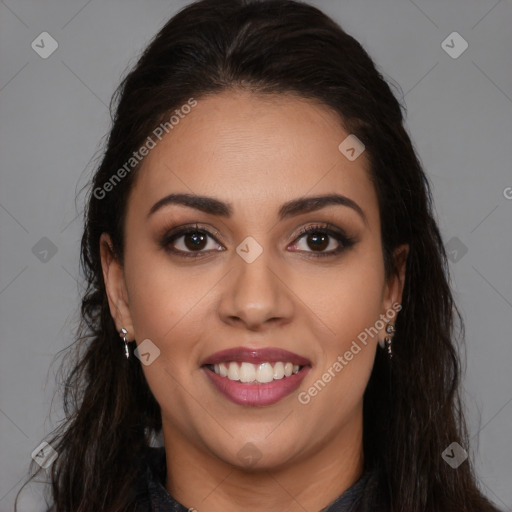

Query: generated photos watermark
left=298, top=302, right=402, bottom=405
left=93, top=98, right=197, bottom=200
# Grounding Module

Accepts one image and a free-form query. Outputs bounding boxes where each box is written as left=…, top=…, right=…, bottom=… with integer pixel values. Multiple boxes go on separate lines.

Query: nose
left=217, top=248, right=294, bottom=331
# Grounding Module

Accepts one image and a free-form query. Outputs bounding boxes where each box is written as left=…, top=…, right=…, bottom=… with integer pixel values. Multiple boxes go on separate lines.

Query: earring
left=383, top=323, right=395, bottom=359
left=120, top=328, right=129, bottom=359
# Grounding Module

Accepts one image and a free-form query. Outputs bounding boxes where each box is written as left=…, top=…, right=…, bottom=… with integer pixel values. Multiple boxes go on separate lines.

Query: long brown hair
left=16, top=1, right=501, bottom=510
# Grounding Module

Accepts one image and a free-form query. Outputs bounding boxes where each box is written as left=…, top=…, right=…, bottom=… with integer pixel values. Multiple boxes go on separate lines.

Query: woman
left=16, top=0, right=502, bottom=511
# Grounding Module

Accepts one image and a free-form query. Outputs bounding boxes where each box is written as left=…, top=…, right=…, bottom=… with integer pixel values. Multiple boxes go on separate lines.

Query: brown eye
left=161, top=227, right=223, bottom=257
left=182, top=231, right=208, bottom=251
left=303, top=232, right=330, bottom=252
left=290, top=224, right=356, bottom=257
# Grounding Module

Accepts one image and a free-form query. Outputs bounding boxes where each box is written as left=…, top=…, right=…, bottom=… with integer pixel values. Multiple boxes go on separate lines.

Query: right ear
left=99, top=233, right=135, bottom=340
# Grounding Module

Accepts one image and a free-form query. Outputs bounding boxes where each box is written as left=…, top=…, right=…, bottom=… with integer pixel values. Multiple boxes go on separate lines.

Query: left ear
left=381, top=243, right=409, bottom=317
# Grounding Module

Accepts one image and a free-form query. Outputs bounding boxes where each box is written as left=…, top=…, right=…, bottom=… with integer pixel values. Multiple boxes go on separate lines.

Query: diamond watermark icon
left=31, top=32, right=59, bottom=59
left=445, top=236, right=468, bottom=264
left=134, top=338, right=161, bottom=366
left=237, top=442, right=262, bottom=467
left=441, top=32, right=468, bottom=59
left=32, top=237, right=58, bottom=263
left=338, top=134, right=365, bottom=161
left=31, top=441, right=58, bottom=469
left=442, top=442, right=468, bottom=469
left=236, top=236, right=263, bottom=263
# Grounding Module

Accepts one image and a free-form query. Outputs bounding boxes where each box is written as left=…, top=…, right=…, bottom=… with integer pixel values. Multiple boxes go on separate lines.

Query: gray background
left=1, top=0, right=511, bottom=510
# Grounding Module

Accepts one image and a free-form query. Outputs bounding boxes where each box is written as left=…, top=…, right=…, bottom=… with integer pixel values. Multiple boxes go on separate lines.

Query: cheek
left=122, top=249, right=209, bottom=410
left=123, top=241, right=211, bottom=341
left=296, top=261, right=384, bottom=428
left=296, top=248, right=386, bottom=348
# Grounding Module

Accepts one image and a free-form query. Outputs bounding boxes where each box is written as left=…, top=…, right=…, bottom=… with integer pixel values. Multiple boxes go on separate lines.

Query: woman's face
left=101, top=90, right=407, bottom=470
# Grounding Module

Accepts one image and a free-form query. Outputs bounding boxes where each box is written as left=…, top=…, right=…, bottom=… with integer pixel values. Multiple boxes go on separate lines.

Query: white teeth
left=273, top=361, right=285, bottom=379
left=228, top=362, right=239, bottom=380
left=257, top=362, right=274, bottom=383
left=212, top=361, right=303, bottom=383
left=219, top=363, right=228, bottom=377
left=239, top=362, right=256, bottom=383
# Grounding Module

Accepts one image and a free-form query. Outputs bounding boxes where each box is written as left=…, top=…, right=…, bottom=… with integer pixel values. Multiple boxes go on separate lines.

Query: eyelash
left=160, top=223, right=356, bottom=259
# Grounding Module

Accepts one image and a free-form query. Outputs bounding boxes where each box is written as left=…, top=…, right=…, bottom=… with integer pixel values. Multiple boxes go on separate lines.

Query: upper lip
left=201, top=347, right=311, bottom=366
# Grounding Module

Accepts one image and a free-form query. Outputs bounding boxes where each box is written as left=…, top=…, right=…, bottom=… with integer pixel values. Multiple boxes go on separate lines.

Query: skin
left=100, top=89, right=408, bottom=512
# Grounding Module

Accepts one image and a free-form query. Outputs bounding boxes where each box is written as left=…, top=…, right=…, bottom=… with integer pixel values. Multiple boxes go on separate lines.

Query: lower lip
left=202, top=366, right=311, bottom=406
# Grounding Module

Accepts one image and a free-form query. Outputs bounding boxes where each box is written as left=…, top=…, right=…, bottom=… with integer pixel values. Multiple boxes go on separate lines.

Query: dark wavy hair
left=15, top=1, right=501, bottom=511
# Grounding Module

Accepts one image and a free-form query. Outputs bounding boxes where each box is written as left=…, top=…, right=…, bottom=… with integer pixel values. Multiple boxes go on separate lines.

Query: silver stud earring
left=120, top=328, right=129, bottom=359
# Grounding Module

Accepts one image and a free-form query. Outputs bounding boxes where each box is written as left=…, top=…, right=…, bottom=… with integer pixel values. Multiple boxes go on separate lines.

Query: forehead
left=127, top=90, right=378, bottom=226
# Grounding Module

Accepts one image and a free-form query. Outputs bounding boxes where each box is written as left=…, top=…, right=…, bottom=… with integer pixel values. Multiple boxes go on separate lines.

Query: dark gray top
left=133, top=447, right=386, bottom=512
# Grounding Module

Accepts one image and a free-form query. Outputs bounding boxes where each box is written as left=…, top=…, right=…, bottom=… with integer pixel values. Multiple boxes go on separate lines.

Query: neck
left=163, top=413, right=364, bottom=512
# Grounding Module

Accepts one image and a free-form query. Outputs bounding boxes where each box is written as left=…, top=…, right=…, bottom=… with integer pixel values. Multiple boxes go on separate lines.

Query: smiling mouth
left=204, top=361, right=306, bottom=384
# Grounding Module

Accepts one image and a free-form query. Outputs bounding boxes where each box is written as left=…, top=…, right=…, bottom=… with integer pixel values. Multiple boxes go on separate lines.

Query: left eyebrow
left=278, top=194, right=367, bottom=225
left=147, top=192, right=367, bottom=225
